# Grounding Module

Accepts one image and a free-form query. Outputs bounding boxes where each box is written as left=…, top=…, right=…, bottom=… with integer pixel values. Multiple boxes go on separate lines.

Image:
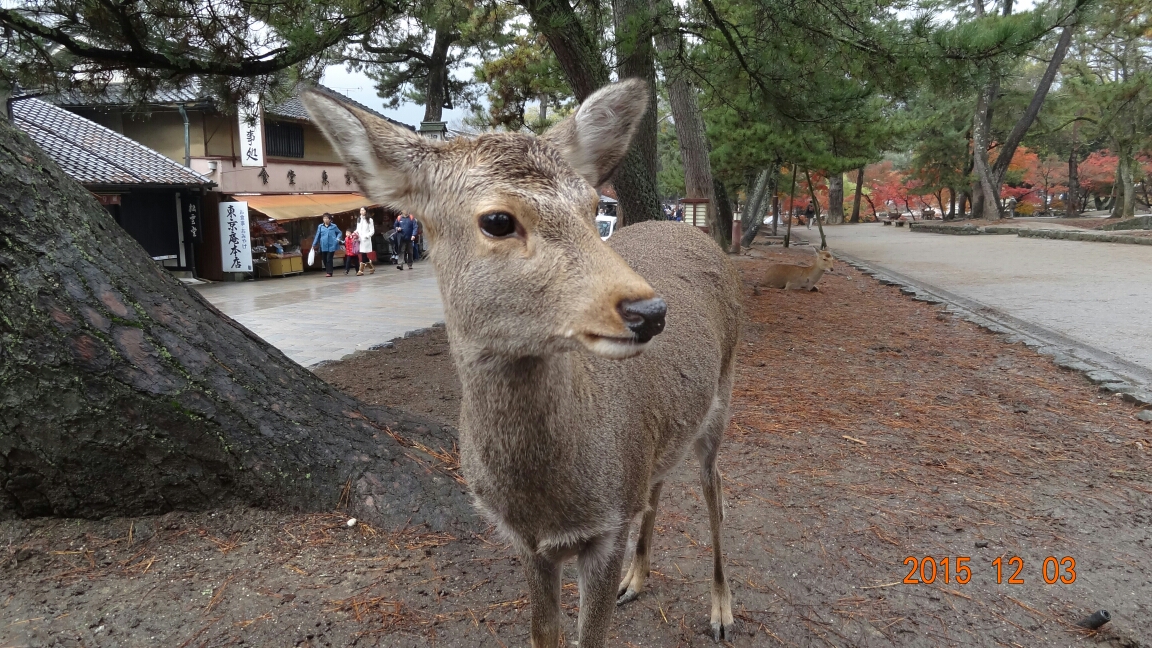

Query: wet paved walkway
left=194, top=263, right=444, bottom=367
left=800, top=224, right=1152, bottom=373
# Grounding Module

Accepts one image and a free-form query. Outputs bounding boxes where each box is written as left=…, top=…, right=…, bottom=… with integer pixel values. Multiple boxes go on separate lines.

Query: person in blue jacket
left=312, top=213, right=343, bottom=277
left=394, top=213, right=417, bottom=270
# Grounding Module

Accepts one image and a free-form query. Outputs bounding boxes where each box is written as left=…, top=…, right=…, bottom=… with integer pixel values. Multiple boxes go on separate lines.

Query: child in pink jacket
left=343, top=230, right=360, bottom=275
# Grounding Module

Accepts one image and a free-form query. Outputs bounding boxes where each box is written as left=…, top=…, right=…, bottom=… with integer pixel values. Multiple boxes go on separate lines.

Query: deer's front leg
left=576, top=532, right=627, bottom=648
left=521, top=548, right=562, bottom=648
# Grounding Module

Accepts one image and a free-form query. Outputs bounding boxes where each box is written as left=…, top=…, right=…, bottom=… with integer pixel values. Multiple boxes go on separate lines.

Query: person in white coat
left=354, top=207, right=375, bottom=275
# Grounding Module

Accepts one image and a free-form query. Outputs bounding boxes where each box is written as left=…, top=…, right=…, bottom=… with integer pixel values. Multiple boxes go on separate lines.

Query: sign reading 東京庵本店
left=238, top=95, right=264, bottom=168
left=219, top=201, right=253, bottom=273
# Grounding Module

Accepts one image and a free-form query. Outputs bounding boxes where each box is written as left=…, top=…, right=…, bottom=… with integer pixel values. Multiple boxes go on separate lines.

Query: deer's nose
left=618, top=297, right=667, bottom=343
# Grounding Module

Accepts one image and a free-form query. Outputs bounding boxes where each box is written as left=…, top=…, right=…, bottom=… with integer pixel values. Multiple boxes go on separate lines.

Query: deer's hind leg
left=694, top=389, right=735, bottom=641
left=617, top=481, right=664, bottom=605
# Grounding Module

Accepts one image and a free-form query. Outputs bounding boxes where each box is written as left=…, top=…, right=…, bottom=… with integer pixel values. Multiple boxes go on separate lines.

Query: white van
left=596, top=215, right=617, bottom=240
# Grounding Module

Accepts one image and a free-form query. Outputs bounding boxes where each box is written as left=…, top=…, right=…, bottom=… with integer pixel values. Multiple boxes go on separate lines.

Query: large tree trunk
left=1067, top=125, right=1080, bottom=217
left=826, top=172, right=845, bottom=224
left=985, top=21, right=1076, bottom=211
left=972, top=77, right=1001, bottom=220
left=739, top=168, right=771, bottom=247
left=422, top=27, right=456, bottom=123
left=521, top=0, right=661, bottom=225
left=652, top=0, right=724, bottom=247
left=520, top=0, right=609, bottom=100
left=849, top=167, right=864, bottom=223
left=0, top=117, right=473, bottom=529
left=1113, top=152, right=1136, bottom=219
left=610, top=0, right=662, bottom=226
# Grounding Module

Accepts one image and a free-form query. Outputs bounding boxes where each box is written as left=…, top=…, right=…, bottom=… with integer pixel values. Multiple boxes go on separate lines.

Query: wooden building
left=11, top=96, right=214, bottom=276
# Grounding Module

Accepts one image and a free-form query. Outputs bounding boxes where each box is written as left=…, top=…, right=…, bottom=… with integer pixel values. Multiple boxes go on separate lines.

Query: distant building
left=10, top=96, right=214, bottom=275
left=47, top=84, right=414, bottom=280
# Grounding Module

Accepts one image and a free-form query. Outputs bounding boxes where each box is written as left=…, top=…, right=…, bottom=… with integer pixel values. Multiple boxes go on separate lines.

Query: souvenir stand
left=250, top=215, right=303, bottom=277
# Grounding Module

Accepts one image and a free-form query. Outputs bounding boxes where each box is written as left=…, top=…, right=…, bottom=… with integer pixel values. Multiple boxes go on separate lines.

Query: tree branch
left=0, top=5, right=371, bottom=78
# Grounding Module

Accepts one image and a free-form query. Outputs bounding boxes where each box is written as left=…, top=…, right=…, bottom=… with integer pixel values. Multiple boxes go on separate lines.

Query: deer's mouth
left=576, top=333, right=649, bottom=359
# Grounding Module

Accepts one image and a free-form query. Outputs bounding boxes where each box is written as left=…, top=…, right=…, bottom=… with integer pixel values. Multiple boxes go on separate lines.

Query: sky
left=320, top=65, right=474, bottom=129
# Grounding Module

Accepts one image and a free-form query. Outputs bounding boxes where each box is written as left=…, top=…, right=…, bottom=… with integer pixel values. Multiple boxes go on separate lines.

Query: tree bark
left=610, top=0, right=662, bottom=226
left=987, top=22, right=1076, bottom=194
left=1067, top=124, right=1080, bottom=217
left=849, top=167, right=864, bottom=223
left=739, top=168, right=771, bottom=247
left=972, top=77, right=1001, bottom=220
left=520, top=0, right=609, bottom=100
left=712, top=178, right=735, bottom=248
left=0, top=117, right=473, bottom=529
left=826, top=172, right=845, bottom=224
left=422, top=27, right=456, bottom=123
left=1113, top=153, right=1135, bottom=219
left=652, top=0, right=724, bottom=246
left=521, top=0, right=661, bottom=225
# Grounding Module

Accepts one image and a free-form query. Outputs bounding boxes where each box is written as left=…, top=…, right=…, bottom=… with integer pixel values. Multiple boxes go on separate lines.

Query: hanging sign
left=238, top=95, right=265, bottom=168
left=182, top=193, right=203, bottom=244
left=219, top=201, right=253, bottom=272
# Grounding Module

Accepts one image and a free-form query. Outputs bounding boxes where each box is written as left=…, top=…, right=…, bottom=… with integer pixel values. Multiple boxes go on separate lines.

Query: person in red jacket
left=343, top=229, right=360, bottom=275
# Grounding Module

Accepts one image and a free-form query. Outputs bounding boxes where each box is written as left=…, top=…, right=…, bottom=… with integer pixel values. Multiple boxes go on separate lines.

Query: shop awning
left=238, top=193, right=374, bottom=221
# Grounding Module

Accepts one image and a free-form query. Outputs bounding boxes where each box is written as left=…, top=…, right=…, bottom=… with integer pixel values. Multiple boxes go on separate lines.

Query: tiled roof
left=12, top=97, right=214, bottom=187
left=270, top=90, right=415, bottom=131
left=50, top=85, right=210, bottom=107
left=47, top=83, right=414, bottom=130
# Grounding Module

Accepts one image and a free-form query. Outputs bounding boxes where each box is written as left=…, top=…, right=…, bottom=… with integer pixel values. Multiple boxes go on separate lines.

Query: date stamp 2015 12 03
left=902, top=556, right=1077, bottom=585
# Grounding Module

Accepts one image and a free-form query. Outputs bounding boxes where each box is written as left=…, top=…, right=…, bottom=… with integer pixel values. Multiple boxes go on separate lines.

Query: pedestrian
left=804, top=203, right=815, bottom=230
left=355, top=207, right=376, bottom=274
left=311, top=213, right=342, bottom=278
left=395, top=213, right=417, bottom=270
left=411, top=216, right=423, bottom=261
left=343, top=229, right=360, bottom=275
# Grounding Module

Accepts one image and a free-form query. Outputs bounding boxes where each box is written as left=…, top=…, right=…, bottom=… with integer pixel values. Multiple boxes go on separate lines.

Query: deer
left=759, top=248, right=835, bottom=291
left=303, top=79, right=741, bottom=647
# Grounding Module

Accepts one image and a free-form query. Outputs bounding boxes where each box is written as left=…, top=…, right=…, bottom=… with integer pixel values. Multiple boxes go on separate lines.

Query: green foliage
left=0, top=0, right=395, bottom=98
left=348, top=0, right=491, bottom=116
left=470, top=15, right=573, bottom=133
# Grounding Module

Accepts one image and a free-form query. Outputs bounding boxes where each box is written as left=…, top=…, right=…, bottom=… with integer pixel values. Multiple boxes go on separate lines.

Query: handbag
left=307, top=247, right=316, bottom=266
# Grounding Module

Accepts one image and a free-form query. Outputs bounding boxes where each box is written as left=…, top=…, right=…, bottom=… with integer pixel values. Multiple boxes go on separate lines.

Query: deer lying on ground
left=759, top=248, right=835, bottom=291
left=303, top=79, right=740, bottom=647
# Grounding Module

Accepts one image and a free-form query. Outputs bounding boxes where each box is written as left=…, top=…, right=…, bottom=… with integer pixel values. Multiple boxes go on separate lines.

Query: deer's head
left=302, top=80, right=662, bottom=359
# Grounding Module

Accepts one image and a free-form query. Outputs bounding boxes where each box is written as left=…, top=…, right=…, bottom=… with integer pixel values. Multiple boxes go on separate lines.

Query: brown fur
left=302, top=80, right=740, bottom=646
left=760, top=249, right=835, bottom=291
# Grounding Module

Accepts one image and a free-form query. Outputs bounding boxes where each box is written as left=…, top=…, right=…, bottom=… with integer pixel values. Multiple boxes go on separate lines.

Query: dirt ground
left=3, top=242, right=1151, bottom=648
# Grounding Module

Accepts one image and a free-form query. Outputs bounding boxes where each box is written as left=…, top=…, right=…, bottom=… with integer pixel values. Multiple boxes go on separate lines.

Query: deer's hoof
left=711, top=621, right=735, bottom=642
left=616, top=588, right=640, bottom=606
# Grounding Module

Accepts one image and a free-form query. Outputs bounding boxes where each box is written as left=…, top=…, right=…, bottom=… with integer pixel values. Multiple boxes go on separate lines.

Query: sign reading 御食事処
left=219, top=201, right=253, bottom=273
left=238, top=95, right=264, bottom=168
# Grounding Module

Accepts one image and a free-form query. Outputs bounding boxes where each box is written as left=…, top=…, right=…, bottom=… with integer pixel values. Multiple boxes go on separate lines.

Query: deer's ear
left=541, top=79, right=649, bottom=188
left=301, top=90, right=432, bottom=210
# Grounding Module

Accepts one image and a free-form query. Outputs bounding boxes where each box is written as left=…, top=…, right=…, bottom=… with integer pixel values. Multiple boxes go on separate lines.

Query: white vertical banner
left=219, top=201, right=253, bottom=272
left=238, top=94, right=264, bottom=167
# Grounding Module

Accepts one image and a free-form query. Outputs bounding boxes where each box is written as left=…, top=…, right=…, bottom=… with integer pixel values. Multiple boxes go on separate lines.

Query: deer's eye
left=479, top=212, right=517, bottom=238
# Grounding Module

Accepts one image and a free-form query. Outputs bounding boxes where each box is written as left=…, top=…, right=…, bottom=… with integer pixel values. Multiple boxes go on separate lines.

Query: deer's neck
left=455, top=349, right=593, bottom=445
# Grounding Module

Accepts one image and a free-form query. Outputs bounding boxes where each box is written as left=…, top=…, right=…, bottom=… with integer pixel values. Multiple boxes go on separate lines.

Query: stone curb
left=1016, top=228, right=1152, bottom=245
left=830, top=251, right=1152, bottom=410
left=908, top=222, right=1152, bottom=245
left=312, top=321, right=448, bottom=369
